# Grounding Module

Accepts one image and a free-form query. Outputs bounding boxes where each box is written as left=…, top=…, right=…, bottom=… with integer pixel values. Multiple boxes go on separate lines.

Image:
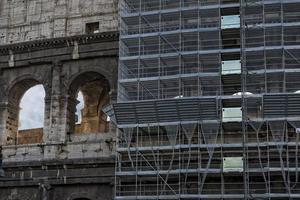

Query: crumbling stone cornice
left=0, top=31, right=119, bottom=55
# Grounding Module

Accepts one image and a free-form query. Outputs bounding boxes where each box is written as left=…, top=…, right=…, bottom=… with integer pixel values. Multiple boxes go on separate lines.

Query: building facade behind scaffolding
left=108, top=0, right=300, bottom=199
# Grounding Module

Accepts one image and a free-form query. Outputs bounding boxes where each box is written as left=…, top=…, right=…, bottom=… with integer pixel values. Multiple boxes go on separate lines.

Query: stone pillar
left=108, top=89, right=118, bottom=133
left=43, top=62, right=66, bottom=143
left=0, top=102, right=8, bottom=146
left=43, top=95, right=51, bottom=142
left=79, top=81, right=109, bottom=133
left=2, top=100, right=19, bottom=146
left=66, top=95, right=78, bottom=135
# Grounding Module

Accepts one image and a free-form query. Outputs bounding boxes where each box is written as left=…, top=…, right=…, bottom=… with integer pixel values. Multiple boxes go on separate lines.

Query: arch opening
left=19, top=85, right=45, bottom=130
left=68, top=72, right=110, bottom=135
left=6, top=79, right=45, bottom=145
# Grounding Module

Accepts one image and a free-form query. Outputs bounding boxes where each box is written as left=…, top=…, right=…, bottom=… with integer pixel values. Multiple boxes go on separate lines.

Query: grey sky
left=19, top=86, right=84, bottom=130
left=76, top=91, right=84, bottom=124
left=19, top=85, right=45, bottom=130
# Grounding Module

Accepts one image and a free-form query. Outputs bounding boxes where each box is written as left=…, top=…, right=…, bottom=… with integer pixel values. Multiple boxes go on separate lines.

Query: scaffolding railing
left=115, top=0, right=300, bottom=199
left=120, top=0, right=241, bottom=15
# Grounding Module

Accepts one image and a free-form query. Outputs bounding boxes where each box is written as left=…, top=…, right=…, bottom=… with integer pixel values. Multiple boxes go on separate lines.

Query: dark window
left=85, top=22, right=100, bottom=34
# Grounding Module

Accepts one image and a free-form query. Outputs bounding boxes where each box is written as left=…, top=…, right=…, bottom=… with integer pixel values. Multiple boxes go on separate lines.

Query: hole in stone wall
left=73, top=80, right=110, bottom=134
left=85, top=22, right=100, bottom=34
left=6, top=80, right=45, bottom=145
left=19, top=85, right=45, bottom=130
left=17, top=84, right=45, bottom=145
left=68, top=72, right=110, bottom=135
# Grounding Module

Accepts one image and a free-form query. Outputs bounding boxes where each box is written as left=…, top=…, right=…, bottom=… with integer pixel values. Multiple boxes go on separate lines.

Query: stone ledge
left=0, top=31, right=119, bottom=54
left=2, top=156, right=115, bottom=168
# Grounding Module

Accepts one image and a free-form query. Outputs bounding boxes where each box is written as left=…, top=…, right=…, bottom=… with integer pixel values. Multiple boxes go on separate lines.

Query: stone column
left=0, top=102, right=8, bottom=146
left=108, top=89, right=118, bottom=133
left=65, top=95, right=78, bottom=136
left=43, top=61, right=66, bottom=143
left=0, top=99, right=19, bottom=146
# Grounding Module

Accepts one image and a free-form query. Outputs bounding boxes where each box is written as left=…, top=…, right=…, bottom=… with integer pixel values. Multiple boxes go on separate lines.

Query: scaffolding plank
left=112, top=98, right=219, bottom=125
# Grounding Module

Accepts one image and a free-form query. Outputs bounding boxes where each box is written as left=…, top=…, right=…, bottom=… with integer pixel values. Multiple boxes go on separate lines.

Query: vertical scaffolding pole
left=240, top=0, right=249, bottom=199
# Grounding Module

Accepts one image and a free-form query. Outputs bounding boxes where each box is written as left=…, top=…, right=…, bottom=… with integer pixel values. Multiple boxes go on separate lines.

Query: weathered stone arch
left=67, top=71, right=110, bottom=135
left=63, top=58, right=117, bottom=94
left=0, top=29, right=118, bottom=199
left=68, top=71, right=110, bottom=95
left=4, top=74, right=46, bottom=101
left=4, top=76, right=47, bottom=145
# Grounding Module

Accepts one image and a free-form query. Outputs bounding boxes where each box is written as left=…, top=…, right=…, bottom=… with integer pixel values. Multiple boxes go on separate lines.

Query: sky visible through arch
left=19, top=85, right=45, bottom=130
left=76, top=91, right=84, bottom=124
left=19, top=86, right=84, bottom=130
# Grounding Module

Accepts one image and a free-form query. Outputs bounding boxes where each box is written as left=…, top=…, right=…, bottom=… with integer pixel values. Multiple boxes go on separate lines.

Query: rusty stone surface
left=17, top=128, right=43, bottom=145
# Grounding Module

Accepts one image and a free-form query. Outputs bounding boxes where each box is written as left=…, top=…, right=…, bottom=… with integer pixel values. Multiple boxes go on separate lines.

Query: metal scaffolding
left=112, top=0, right=300, bottom=199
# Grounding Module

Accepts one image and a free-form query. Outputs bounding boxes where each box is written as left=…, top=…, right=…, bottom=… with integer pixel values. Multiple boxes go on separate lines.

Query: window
left=221, top=15, right=240, bottom=29
left=19, top=85, right=45, bottom=130
left=222, top=107, right=242, bottom=122
left=6, top=79, right=45, bottom=145
left=85, top=22, right=100, bottom=34
left=223, top=157, right=243, bottom=172
left=222, top=60, right=241, bottom=75
left=68, top=72, right=110, bottom=135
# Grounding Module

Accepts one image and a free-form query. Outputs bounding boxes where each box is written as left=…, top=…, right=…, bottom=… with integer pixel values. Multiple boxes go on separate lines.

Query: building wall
left=0, top=30, right=119, bottom=200
left=0, top=0, right=118, bottom=44
left=17, top=128, right=43, bottom=145
left=0, top=158, right=115, bottom=200
left=0, top=1, right=119, bottom=199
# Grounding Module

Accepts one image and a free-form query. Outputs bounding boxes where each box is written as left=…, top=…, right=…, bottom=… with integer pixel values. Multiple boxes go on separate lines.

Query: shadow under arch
left=67, top=71, right=111, bottom=135
left=5, top=77, right=46, bottom=145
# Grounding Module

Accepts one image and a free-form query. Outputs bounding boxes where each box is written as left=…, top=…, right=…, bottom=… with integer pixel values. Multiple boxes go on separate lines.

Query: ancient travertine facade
left=0, top=0, right=118, bottom=44
left=0, top=1, right=118, bottom=199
